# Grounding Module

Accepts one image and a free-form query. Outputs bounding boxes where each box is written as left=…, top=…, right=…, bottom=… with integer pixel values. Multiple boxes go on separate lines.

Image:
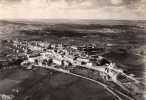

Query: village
left=0, top=39, right=143, bottom=100
left=10, top=40, right=140, bottom=83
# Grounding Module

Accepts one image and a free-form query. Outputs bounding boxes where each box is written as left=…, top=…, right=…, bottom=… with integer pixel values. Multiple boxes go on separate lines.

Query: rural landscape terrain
left=0, top=19, right=146, bottom=100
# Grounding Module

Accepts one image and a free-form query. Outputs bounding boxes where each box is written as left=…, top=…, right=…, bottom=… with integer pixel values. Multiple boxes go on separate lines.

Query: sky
left=0, top=0, right=145, bottom=20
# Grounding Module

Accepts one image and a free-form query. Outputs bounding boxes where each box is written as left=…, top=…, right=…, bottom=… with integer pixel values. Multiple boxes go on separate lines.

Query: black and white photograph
left=0, top=0, right=145, bottom=100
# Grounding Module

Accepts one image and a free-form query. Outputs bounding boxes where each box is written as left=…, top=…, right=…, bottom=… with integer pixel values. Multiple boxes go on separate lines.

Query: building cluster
left=11, top=40, right=109, bottom=66
left=10, top=40, right=127, bottom=81
left=0, top=39, right=138, bottom=87
left=2, top=40, right=138, bottom=80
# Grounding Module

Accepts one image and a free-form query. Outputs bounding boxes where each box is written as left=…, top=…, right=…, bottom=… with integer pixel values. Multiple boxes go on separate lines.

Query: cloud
left=111, top=0, right=123, bottom=5
left=0, top=0, right=145, bottom=20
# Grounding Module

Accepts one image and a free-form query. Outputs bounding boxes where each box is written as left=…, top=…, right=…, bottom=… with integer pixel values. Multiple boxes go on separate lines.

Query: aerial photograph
left=0, top=0, right=146, bottom=100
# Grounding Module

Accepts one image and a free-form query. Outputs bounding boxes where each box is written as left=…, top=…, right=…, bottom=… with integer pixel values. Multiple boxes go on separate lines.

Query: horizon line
left=0, top=18, right=146, bottom=21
